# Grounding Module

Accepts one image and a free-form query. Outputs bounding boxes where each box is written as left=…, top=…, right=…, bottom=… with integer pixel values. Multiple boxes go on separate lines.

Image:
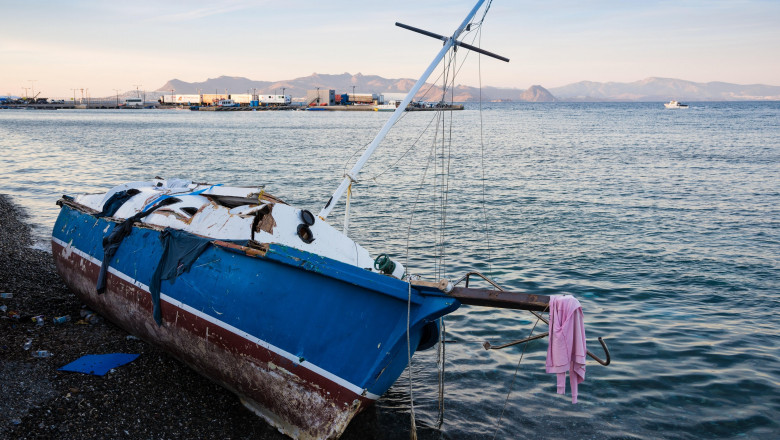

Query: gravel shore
left=0, top=194, right=413, bottom=439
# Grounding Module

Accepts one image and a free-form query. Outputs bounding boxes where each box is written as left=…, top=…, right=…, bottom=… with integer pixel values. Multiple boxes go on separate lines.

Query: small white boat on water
left=217, top=99, right=240, bottom=108
left=374, top=100, right=401, bottom=112
left=664, top=100, right=688, bottom=109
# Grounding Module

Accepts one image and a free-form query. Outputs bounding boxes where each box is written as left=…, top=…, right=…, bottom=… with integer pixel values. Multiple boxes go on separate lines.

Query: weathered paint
left=73, top=179, right=379, bottom=271
left=52, top=199, right=459, bottom=439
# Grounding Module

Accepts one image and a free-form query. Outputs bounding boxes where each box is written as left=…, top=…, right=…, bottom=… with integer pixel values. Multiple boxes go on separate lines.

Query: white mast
left=318, top=0, right=487, bottom=220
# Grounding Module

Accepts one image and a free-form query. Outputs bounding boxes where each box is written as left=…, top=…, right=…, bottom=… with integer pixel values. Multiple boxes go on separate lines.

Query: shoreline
left=0, top=194, right=415, bottom=439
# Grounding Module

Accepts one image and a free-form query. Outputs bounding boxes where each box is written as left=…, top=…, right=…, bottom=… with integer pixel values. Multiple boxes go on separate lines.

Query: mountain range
left=155, top=73, right=780, bottom=102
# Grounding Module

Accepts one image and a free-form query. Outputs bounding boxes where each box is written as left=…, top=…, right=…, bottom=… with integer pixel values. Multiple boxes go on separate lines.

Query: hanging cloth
left=546, top=295, right=587, bottom=403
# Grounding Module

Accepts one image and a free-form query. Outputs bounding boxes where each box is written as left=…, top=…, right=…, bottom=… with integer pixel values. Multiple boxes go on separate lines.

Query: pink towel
left=546, top=295, right=587, bottom=403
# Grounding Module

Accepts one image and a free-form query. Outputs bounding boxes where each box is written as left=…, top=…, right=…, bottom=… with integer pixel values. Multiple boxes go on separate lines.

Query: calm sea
left=1, top=102, right=779, bottom=439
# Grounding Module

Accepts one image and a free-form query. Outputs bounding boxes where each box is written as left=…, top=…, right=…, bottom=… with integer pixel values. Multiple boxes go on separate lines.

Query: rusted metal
left=589, top=337, right=611, bottom=366
left=411, top=278, right=549, bottom=311
left=522, top=310, right=611, bottom=365
left=482, top=331, right=610, bottom=366
left=453, top=271, right=502, bottom=290
left=483, top=332, right=548, bottom=350
left=447, top=286, right=550, bottom=311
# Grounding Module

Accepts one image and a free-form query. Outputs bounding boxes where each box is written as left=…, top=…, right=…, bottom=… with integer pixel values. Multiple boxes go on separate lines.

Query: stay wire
left=403, top=113, right=442, bottom=439
left=339, top=11, right=484, bottom=186
left=344, top=51, right=460, bottom=185
left=491, top=306, right=549, bottom=440
left=436, top=48, right=458, bottom=430
left=406, top=280, right=418, bottom=440
left=404, top=112, right=443, bottom=269
left=364, top=110, right=441, bottom=182
left=396, top=21, right=489, bottom=434
left=477, top=26, right=494, bottom=276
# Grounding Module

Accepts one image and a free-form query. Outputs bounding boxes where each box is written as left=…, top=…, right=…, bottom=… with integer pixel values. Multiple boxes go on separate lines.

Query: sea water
left=1, top=102, right=778, bottom=439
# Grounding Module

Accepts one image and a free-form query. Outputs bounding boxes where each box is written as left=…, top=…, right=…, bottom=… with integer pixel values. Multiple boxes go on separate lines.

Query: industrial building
left=159, top=94, right=292, bottom=107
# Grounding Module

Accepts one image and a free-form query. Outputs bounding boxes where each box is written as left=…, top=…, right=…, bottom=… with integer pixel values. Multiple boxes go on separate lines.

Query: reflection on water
left=1, top=103, right=779, bottom=438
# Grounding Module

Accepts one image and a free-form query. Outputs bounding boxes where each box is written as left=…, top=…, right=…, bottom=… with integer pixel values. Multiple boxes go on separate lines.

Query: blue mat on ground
left=58, top=353, right=140, bottom=376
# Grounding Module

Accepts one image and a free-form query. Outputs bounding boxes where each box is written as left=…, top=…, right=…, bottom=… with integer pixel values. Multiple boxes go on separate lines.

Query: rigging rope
left=477, top=25, right=494, bottom=276
left=491, top=306, right=549, bottom=440
left=436, top=316, right=446, bottom=429
left=395, top=6, right=497, bottom=436
left=407, top=280, right=418, bottom=440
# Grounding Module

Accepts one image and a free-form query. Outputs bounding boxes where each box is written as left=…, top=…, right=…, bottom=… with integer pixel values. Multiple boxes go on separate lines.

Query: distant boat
left=664, top=100, right=689, bottom=109
left=217, top=99, right=240, bottom=108
left=120, top=98, right=144, bottom=109
left=374, top=101, right=400, bottom=112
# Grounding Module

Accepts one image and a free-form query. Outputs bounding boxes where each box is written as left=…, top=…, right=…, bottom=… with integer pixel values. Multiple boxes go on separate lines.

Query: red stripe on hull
left=52, top=240, right=373, bottom=439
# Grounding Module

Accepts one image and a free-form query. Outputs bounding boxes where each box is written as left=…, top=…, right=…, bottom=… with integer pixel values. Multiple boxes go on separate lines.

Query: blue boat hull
left=52, top=202, right=460, bottom=439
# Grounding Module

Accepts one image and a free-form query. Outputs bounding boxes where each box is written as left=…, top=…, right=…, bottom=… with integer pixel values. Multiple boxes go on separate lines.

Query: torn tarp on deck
left=149, top=228, right=211, bottom=325
left=95, top=189, right=140, bottom=218
left=96, top=197, right=185, bottom=295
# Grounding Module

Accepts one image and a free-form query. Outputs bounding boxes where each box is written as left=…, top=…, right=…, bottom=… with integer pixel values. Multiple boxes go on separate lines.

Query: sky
left=1, top=0, right=779, bottom=98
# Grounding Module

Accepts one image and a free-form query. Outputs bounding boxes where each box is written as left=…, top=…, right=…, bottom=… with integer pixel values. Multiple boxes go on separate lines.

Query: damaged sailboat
left=51, top=1, right=609, bottom=438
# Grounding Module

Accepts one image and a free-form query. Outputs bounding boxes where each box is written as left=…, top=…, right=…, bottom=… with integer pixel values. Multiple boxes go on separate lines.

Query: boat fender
left=295, top=210, right=316, bottom=243
left=299, top=209, right=315, bottom=226
left=297, top=224, right=315, bottom=244
left=417, top=321, right=440, bottom=351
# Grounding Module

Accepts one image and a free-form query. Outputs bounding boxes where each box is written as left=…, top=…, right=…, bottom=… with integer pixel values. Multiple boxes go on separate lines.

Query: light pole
left=29, top=80, right=37, bottom=99
left=113, top=89, right=120, bottom=107
left=22, top=87, right=30, bottom=99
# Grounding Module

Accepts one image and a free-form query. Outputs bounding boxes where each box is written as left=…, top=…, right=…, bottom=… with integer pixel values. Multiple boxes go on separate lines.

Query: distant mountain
left=156, top=74, right=780, bottom=102
left=520, top=85, right=556, bottom=102
left=549, top=77, right=780, bottom=101
left=155, top=73, right=554, bottom=102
